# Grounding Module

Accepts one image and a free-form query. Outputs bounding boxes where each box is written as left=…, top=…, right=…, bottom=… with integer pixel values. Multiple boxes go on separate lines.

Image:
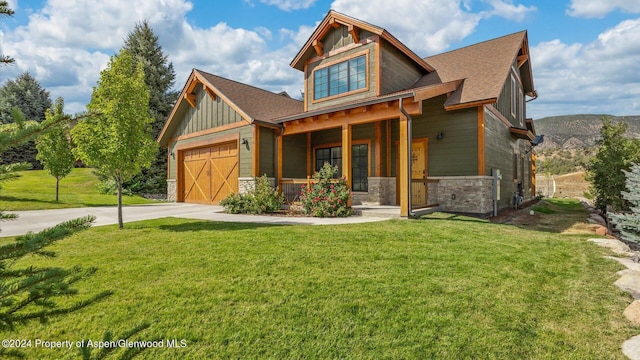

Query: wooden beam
left=348, top=24, right=359, bottom=43
left=185, top=93, right=196, bottom=108
left=329, top=18, right=340, bottom=28
left=375, top=121, right=382, bottom=177
left=517, top=54, right=529, bottom=68
left=312, top=40, right=324, bottom=57
left=342, top=124, right=352, bottom=191
left=204, top=87, right=216, bottom=101
left=307, top=132, right=312, bottom=176
left=282, top=100, right=421, bottom=136
left=414, top=80, right=463, bottom=102
left=386, top=120, right=391, bottom=177
left=277, top=133, right=283, bottom=184
left=477, top=106, right=485, bottom=176
left=399, top=114, right=409, bottom=217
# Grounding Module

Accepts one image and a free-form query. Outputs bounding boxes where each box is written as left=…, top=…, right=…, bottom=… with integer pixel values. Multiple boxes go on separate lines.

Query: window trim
left=518, top=88, right=524, bottom=126
left=312, top=139, right=372, bottom=192
left=510, top=74, right=517, bottom=118
left=310, top=49, right=370, bottom=104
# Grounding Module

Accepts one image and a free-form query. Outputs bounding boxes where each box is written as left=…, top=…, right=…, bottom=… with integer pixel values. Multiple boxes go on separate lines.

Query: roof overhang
left=510, top=127, right=535, bottom=141
left=290, top=10, right=434, bottom=73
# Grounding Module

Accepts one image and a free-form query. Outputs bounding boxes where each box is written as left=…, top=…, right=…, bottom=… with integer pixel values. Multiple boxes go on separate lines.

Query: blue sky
left=1, top=0, right=640, bottom=119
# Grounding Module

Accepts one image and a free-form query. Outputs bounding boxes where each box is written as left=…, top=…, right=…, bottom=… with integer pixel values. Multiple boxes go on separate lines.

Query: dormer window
left=313, top=55, right=366, bottom=100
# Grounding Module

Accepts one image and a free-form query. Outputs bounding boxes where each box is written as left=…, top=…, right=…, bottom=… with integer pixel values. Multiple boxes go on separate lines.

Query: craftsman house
left=158, top=10, right=538, bottom=217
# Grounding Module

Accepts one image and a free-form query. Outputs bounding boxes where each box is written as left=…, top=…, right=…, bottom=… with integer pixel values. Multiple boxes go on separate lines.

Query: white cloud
left=259, top=0, right=316, bottom=11
left=568, top=0, right=640, bottom=18
left=330, top=0, right=535, bottom=55
left=528, top=18, right=640, bottom=118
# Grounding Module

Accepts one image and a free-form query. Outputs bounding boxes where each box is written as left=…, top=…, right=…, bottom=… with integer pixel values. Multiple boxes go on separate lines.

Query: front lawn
left=3, top=203, right=636, bottom=359
left=0, top=168, right=155, bottom=210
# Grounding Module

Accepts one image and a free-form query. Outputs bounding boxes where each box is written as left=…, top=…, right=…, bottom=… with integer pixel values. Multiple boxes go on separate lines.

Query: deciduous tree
left=72, top=50, right=157, bottom=229
left=36, top=98, right=75, bottom=202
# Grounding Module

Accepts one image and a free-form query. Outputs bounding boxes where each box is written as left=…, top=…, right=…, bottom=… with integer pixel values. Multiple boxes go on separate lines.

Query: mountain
left=533, top=114, right=640, bottom=150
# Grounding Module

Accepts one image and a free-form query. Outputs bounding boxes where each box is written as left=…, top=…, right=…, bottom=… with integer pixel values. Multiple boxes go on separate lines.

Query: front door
left=411, top=138, right=428, bottom=208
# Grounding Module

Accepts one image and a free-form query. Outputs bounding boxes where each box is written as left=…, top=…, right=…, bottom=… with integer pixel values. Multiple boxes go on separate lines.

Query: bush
left=299, top=163, right=351, bottom=217
left=220, top=175, right=284, bottom=214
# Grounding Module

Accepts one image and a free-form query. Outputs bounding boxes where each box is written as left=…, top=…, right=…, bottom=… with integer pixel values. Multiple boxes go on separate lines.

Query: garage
left=181, top=141, right=239, bottom=204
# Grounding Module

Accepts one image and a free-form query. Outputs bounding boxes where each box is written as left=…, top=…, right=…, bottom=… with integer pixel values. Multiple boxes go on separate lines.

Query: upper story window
left=510, top=74, right=517, bottom=118
left=314, top=56, right=366, bottom=100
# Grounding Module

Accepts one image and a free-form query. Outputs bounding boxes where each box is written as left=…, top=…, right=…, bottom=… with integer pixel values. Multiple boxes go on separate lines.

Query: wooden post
left=342, top=124, right=352, bottom=190
left=307, top=132, right=312, bottom=177
left=277, top=133, right=283, bottom=192
left=375, top=121, right=382, bottom=177
left=399, top=114, right=409, bottom=217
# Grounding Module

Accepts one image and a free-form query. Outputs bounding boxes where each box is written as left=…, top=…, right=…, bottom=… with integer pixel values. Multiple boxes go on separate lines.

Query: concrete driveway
left=0, top=203, right=389, bottom=237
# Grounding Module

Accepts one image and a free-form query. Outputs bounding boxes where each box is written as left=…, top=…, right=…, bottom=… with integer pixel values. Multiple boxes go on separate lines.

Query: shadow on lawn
left=156, top=220, right=285, bottom=232
left=0, top=195, right=65, bottom=206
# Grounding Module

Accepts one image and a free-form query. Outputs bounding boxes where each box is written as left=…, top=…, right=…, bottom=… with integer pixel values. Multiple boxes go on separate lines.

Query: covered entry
left=180, top=141, right=239, bottom=204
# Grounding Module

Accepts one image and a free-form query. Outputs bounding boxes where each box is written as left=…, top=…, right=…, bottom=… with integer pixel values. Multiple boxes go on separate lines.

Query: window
left=518, top=88, right=524, bottom=126
left=314, top=56, right=366, bottom=100
left=511, top=74, right=517, bottom=117
left=513, top=153, right=519, bottom=181
left=352, top=144, right=368, bottom=192
left=315, top=144, right=368, bottom=192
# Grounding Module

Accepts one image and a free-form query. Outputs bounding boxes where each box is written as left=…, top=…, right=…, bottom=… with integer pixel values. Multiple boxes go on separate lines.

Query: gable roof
left=158, top=69, right=303, bottom=145
left=291, top=10, right=434, bottom=73
left=421, top=30, right=533, bottom=109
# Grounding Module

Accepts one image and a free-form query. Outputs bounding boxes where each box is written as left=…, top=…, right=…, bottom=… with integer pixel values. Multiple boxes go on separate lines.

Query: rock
left=589, top=238, right=632, bottom=256
left=614, top=273, right=640, bottom=299
left=623, top=335, right=640, bottom=360
left=589, top=213, right=607, bottom=226
left=606, top=256, right=640, bottom=272
left=595, top=226, right=608, bottom=236
left=625, top=301, right=640, bottom=325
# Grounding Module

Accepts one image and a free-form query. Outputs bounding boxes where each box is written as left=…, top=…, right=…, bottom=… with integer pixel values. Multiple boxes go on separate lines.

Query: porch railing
left=279, top=177, right=341, bottom=204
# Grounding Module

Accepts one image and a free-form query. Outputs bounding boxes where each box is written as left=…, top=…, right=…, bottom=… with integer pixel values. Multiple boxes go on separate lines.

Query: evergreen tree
left=0, top=73, right=54, bottom=169
left=586, top=117, right=640, bottom=213
left=610, top=164, right=640, bottom=243
left=121, top=20, right=178, bottom=195
left=0, top=1, right=14, bottom=65
left=72, top=50, right=157, bottom=229
left=36, top=98, right=75, bottom=202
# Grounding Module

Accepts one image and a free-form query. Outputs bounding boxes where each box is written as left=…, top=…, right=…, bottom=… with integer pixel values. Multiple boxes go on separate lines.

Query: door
left=411, top=138, right=428, bottom=208
left=181, top=141, right=239, bottom=204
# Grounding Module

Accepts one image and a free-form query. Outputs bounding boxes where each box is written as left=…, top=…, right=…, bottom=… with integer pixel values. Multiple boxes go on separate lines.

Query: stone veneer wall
left=167, top=179, right=176, bottom=202
left=430, top=176, right=494, bottom=215
left=238, top=177, right=276, bottom=195
left=352, top=177, right=396, bottom=205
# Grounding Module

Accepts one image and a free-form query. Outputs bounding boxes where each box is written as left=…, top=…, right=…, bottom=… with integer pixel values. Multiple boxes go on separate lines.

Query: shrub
left=299, top=163, right=351, bottom=217
left=220, top=175, right=284, bottom=214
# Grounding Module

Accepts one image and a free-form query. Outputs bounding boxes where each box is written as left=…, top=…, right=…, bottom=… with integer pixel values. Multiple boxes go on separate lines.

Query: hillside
left=534, top=114, right=640, bottom=150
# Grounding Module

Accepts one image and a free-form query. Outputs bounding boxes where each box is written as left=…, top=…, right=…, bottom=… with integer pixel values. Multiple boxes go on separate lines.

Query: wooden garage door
left=182, top=141, right=239, bottom=204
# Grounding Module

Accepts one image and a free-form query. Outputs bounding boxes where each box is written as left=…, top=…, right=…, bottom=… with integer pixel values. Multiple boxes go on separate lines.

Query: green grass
left=0, top=168, right=155, bottom=210
left=3, top=202, right=637, bottom=359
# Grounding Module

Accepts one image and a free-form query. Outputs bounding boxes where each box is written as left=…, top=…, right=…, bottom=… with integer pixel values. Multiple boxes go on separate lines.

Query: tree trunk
left=55, top=177, right=59, bottom=202
left=117, top=175, right=123, bottom=229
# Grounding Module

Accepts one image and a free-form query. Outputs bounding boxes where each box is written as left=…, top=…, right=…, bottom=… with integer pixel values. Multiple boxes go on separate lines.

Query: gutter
left=399, top=97, right=416, bottom=218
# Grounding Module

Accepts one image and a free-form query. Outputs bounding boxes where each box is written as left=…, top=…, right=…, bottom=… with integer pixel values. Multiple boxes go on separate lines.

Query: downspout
left=399, top=97, right=416, bottom=218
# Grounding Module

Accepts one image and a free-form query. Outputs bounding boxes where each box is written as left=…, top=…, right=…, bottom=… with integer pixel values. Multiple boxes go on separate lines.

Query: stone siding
left=352, top=177, right=396, bottom=205
left=166, top=179, right=176, bottom=202
left=238, top=177, right=276, bottom=195
left=430, top=176, right=494, bottom=215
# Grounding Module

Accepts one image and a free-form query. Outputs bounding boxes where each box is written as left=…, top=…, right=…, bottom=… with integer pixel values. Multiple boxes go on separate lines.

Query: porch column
left=342, top=124, right=352, bottom=189
left=277, top=133, right=283, bottom=186
left=399, top=114, right=409, bottom=217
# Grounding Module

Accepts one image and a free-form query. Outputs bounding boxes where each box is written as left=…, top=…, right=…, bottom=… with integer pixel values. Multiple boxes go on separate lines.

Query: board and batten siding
left=168, top=126, right=253, bottom=181
left=495, top=62, right=526, bottom=127
left=380, top=41, right=422, bottom=95
left=306, top=42, right=377, bottom=111
left=259, top=126, right=275, bottom=177
left=484, top=107, right=533, bottom=208
left=282, top=133, right=307, bottom=178
left=175, top=83, right=245, bottom=137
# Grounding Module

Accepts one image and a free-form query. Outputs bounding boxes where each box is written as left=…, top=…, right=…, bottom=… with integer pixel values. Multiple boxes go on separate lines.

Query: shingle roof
left=421, top=31, right=528, bottom=108
left=196, top=70, right=303, bottom=122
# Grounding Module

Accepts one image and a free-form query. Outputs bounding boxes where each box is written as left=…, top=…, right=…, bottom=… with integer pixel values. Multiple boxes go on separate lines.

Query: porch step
left=411, top=206, right=440, bottom=218
left=352, top=206, right=402, bottom=219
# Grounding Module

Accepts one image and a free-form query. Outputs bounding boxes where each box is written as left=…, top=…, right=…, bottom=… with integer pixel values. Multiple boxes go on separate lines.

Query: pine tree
left=36, top=98, right=75, bottom=202
left=0, top=1, right=14, bottom=65
left=121, top=21, right=178, bottom=195
left=586, top=117, right=640, bottom=213
left=0, top=73, right=54, bottom=169
left=610, top=164, right=640, bottom=243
